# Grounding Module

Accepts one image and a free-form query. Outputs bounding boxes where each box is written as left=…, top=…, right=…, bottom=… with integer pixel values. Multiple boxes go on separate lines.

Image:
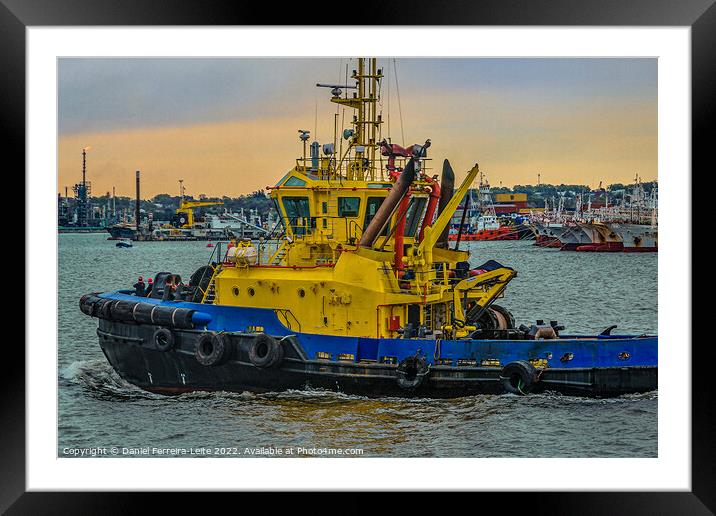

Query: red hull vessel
left=534, top=235, right=561, bottom=248
left=448, top=227, right=519, bottom=241
left=575, top=242, right=624, bottom=252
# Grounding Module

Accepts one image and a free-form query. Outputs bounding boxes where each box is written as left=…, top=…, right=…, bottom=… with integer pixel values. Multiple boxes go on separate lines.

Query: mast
left=319, top=57, right=384, bottom=181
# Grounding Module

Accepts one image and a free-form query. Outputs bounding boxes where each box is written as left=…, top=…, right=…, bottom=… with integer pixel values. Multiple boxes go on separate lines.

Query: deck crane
left=173, top=179, right=223, bottom=228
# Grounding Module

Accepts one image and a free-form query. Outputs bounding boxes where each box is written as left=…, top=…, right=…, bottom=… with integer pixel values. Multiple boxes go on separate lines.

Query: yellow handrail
left=268, top=240, right=288, bottom=265
left=200, top=265, right=221, bottom=304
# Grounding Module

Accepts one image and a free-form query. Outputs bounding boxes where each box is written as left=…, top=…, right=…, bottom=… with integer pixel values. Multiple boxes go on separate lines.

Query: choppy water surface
left=59, top=234, right=657, bottom=457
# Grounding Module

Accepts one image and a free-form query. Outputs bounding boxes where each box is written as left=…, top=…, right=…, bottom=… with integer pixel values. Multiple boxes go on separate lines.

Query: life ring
left=195, top=333, right=230, bottom=366
left=500, top=360, right=538, bottom=395
left=153, top=328, right=175, bottom=352
left=396, top=355, right=430, bottom=390
left=248, top=334, right=284, bottom=368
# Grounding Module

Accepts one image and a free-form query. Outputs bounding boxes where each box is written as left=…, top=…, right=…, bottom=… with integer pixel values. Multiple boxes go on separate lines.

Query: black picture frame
left=3, top=0, right=709, bottom=513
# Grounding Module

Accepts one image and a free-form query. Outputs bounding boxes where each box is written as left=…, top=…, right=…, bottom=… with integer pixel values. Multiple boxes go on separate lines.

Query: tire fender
left=153, top=328, right=175, bottom=352
left=500, top=360, right=538, bottom=395
left=248, top=334, right=284, bottom=369
left=396, top=355, right=430, bottom=390
left=195, top=333, right=230, bottom=366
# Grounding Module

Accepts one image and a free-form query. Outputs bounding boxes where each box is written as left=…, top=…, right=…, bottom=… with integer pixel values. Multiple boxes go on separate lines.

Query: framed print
left=4, top=0, right=711, bottom=512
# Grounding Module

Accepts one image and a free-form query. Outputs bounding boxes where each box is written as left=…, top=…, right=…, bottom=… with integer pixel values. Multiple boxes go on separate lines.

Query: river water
left=58, top=233, right=657, bottom=458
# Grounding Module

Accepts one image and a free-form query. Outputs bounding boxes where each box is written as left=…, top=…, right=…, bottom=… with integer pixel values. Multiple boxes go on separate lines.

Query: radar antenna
left=316, top=83, right=357, bottom=97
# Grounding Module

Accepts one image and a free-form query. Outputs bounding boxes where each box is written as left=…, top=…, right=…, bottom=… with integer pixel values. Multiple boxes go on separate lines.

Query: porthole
left=297, top=288, right=306, bottom=298
left=248, top=287, right=255, bottom=297
left=232, top=286, right=240, bottom=297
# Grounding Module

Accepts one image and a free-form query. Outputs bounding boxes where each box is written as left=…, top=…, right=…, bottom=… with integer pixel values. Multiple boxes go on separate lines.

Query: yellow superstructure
left=204, top=58, right=516, bottom=339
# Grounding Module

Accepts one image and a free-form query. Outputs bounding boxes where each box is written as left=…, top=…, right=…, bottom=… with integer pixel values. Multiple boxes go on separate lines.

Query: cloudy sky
left=58, top=58, right=657, bottom=198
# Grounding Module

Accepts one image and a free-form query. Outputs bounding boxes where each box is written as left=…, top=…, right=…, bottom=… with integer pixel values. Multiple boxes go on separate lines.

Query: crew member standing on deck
left=143, top=277, right=153, bottom=297
left=133, top=276, right=145, bottom=296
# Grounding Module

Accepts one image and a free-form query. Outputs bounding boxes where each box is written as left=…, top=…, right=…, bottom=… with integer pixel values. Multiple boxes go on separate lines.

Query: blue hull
left=86, top=290, right=658, bottom=397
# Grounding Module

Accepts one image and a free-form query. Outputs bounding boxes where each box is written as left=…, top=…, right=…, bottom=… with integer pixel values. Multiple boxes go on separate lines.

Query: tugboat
left=79, top=58, right=657, bottom=398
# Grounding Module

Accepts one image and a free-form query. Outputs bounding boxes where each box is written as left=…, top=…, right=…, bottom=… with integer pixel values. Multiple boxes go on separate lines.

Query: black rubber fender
left=500, top=360, right=538, bottom=395
left=149, top=306, right=196, bottom=329
left=396, top=355, right=430, bottom=390
left=132, top=302, right=156, bottom=324
left=99, top=299, right=116, bottom=320
left=110, top=300, right=138, bottom=322
left=248, top=334, right=284, bottom=368
left=170, top=308, right=196, bottom=329
left=79, top=294, right=102, bottom=317
left=195, top=333, right=230, bottom=366
left=87, top=296, right=198, bottom=329
left=153, top=328, right=175, bottom=352
left=151, top=306, right=177, bottom=327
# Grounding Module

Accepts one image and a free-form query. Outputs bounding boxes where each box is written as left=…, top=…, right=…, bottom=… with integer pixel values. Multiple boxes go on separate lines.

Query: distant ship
left=106, top=222, right=138, bottom=240
left=107, top=186, right=272, bottom=241
left=529, top=183, right=657, bottom=252
left=447, top=175, right=529, bottom=242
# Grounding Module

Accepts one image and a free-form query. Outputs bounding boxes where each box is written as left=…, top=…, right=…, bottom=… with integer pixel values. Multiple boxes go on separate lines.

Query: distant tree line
left=489, top=181, right=657, bottom=209
left=77, top=180, right=657, bottom=222
left=88, top=189, right=275, bottom=222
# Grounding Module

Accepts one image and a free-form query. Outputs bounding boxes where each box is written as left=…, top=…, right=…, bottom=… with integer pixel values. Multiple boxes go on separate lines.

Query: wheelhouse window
left=282, top=196, right=311, bottom=235
left=283, top=176, right=307, bottom=187
left=364, top=196, right=389, bottom=236
left=338, top=197, right=361, bottom=217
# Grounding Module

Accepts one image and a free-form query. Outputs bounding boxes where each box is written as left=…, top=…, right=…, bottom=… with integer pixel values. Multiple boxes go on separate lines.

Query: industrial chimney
left=135, top=170, right=141, bottom=232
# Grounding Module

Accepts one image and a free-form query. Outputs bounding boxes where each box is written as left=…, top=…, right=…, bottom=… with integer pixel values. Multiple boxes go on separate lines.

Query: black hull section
left=97, top=320, right=657, bottom=398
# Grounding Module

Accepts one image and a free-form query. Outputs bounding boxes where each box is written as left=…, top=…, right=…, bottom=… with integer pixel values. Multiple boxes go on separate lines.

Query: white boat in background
left=609, top=223, right=658, bottom=252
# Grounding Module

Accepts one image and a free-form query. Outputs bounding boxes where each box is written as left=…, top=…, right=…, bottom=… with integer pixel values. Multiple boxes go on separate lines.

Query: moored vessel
left=557, top=223, right=592, bottom=251
left=609, top=223, right=658, bottom=252
left=79, top=58, right=656, bottom=398
left=575, top=221, right=624, bottom=252
left=447, top=176, right=522, bottom=241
